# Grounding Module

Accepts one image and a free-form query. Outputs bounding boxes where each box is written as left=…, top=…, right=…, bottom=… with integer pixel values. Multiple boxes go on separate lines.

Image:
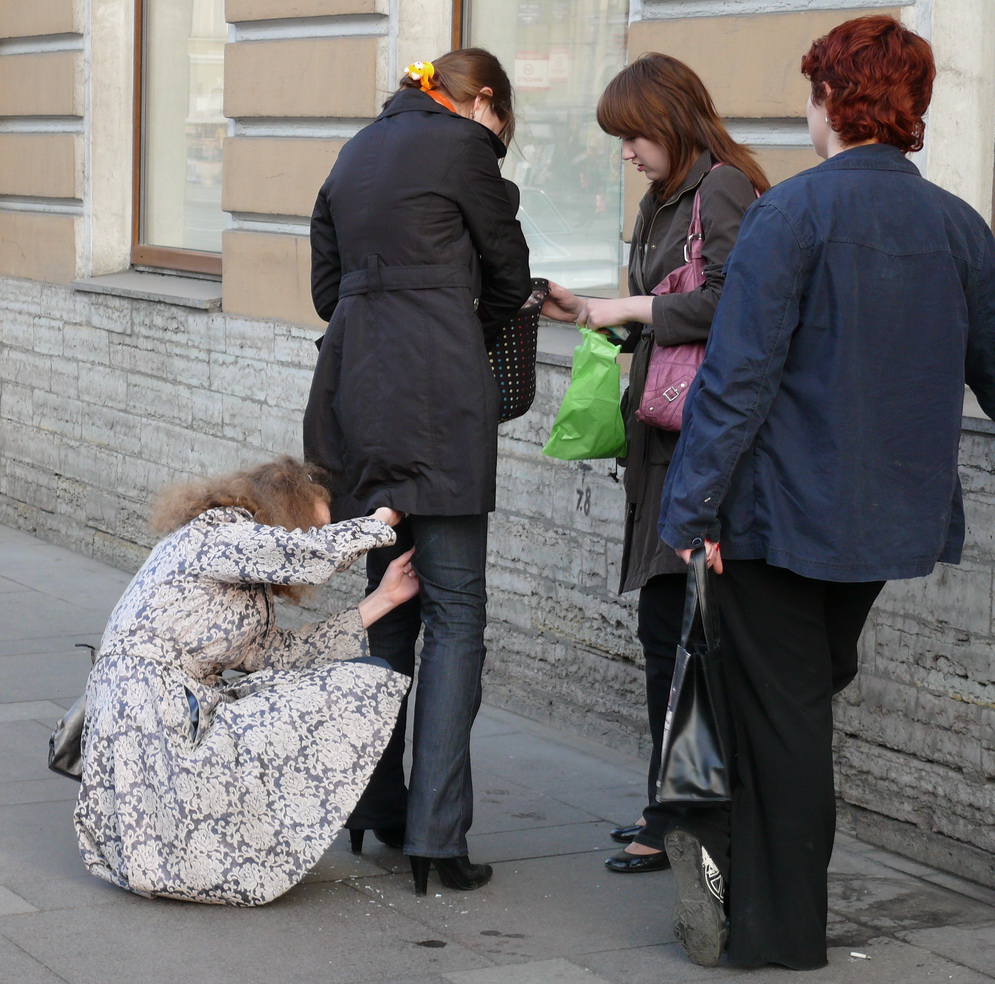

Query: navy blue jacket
left=660, top=143, right=995, bottom=581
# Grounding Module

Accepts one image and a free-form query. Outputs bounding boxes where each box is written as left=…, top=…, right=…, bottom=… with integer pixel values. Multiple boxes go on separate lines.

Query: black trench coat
left=303, top=88, right=531, bottom=519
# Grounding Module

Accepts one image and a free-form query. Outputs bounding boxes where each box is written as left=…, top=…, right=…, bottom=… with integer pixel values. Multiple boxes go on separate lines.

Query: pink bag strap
left=685, top=162, right=762, bottom=263
left=684, top=163, right=723, bottom=263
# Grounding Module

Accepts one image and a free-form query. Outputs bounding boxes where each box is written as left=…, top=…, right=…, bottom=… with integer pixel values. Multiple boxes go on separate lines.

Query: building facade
left=1, top=0, right=994, bottom=886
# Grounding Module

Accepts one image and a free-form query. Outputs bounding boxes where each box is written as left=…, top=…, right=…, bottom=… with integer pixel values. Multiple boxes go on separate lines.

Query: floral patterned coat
left=73, top=507, right=409, bottom=906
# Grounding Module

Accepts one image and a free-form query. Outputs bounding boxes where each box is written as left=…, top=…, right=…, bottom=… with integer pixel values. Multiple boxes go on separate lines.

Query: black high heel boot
left=409, top=856, right=493, bottom=896
left=348, top=825, right=406, bottom=855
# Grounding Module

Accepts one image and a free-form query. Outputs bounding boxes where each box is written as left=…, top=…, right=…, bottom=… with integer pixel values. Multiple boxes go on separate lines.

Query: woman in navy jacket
left=659, top=16, right=995, bottom=970
left=303, top=49, right=530, bottom=897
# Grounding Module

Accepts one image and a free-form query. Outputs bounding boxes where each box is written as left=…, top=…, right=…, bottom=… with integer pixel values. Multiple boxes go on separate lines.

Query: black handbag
left=489, top=277, right=549, bottom=422
left=48, top=644, right=99, bottom=781
left=656, top=549, right=730, bottom=804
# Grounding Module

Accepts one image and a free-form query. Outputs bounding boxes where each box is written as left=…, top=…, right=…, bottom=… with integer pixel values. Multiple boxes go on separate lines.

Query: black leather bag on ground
left=656, top=549, right=731, bottom=804
left=48, top=643, right=99, bottom=781
left=489, top=277, right=549, bottom=422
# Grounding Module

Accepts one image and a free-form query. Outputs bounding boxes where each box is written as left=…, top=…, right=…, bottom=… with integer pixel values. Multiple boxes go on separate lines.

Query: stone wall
left=1, top=275, right=993, bottom=887
left=835, top=423, right=995, bottom=886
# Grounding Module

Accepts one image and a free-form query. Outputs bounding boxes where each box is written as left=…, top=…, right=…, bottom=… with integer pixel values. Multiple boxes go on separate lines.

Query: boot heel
left=410, top=856, right=430, bottom=896
left=349, top=829, right=365, bottom=855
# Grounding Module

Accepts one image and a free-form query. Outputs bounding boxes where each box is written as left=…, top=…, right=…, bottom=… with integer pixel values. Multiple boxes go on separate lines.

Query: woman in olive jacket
left=543, top=53, right=767, bottom=871
left=303, top=49, right=531, bottom=897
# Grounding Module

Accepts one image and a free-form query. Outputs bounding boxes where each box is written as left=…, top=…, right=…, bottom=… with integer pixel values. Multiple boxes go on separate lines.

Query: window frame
left=130, top=0, right=223, bottom=278
left=458, top=0, right=627, bottom=297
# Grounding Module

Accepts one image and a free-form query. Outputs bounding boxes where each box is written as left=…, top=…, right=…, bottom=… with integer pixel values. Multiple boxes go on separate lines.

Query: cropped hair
left=802, top=15, right=934, bottom=153
left=151, top=456, right=332, bottom=602
left=399, top=47, right=516, bottom=145
left=596, top=53, right=770, bottom=202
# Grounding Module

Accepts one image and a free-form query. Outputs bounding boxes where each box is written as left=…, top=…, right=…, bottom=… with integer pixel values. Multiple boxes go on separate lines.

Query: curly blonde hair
left=151, top=456, right=332, bottom=602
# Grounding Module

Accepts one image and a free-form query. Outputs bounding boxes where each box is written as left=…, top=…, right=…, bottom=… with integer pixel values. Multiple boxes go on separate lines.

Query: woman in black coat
left=303, top=49, right=531, bottom=897
left=542, top=54, right=767, bottom=874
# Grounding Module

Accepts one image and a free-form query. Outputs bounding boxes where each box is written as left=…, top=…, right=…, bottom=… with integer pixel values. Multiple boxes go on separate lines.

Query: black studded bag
left=488, top=277, right=549, bottom=423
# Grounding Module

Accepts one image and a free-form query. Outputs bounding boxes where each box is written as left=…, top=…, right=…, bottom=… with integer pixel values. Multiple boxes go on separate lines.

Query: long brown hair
left=398, top=47, right=516, bottom=145
left=597, top=53, right=770, bottom=201
left=151, top=456, right=331, bottom=602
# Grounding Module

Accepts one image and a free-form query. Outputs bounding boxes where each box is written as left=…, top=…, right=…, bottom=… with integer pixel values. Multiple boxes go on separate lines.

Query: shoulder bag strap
left=684, top=162, right=725, bottom=264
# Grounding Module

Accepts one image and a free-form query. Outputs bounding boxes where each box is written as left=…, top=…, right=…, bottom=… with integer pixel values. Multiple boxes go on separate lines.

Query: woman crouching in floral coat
left=74, top=456, right=417, bottom=905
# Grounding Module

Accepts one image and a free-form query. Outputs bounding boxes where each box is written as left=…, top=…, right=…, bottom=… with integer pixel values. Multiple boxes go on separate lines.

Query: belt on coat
left=338, top=255, right=473, bottom=297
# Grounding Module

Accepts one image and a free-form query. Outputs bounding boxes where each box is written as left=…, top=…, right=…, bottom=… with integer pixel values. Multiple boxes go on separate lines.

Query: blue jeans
left=347, top=514, right=489, bottom=858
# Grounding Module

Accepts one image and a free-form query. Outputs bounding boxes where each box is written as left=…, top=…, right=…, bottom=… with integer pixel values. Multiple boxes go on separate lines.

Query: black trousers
left=632, top=572, right=689, bottom=850
left=690, top=559, right=883, bottom=970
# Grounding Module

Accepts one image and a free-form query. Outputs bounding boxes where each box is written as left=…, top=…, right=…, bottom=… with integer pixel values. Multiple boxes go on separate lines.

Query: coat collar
left=669, top=150, right=715, bottom=203
left=638, top=149, right=714, bottom=223
left=815, top=142, right=920, bottom=176
left=378, top=88, right=508, bottom=159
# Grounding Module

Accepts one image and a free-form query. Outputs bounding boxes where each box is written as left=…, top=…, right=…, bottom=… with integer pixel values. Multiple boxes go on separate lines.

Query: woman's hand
left=677, top=540, right=723, bottom=574
left=580, top=295, right=655, bottom=331
left=371, top=507, right=405, bottom=527
left=541, top=282, right=587, bottom=323
left=357, top=548, right=419, bottom=627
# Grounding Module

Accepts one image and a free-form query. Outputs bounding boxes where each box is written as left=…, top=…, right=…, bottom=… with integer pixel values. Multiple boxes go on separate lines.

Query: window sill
left=72, top=271, right=222, bottom=311
left=537, top=321, right=632, bottom=375
left=539, top=322, right=991, bottom=433
left=537, top=323, right=578, bottom=368
left=962, top=390, right=995, bottom=432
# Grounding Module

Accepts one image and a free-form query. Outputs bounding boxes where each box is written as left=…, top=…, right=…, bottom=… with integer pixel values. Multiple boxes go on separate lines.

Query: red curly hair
left=802, top=15, right=934, bottom=153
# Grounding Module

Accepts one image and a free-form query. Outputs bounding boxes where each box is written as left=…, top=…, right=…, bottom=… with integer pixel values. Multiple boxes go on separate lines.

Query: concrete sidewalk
left=1, top=523, right=994, bottom=984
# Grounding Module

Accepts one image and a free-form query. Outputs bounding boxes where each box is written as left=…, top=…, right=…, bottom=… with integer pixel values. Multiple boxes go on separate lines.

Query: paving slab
left=0, top=884, right=493, bottom=984
left=896, top=924, right=995, bottom=979
left=350, top=849, right=674, bottom=965
left=0, top=651, right=94, bottom=703
left=1, top=523, right=993, bottom=984
left=0, top=719, right=67, bottom=783
left=0, top=776, right=75, bottom=808
left=0, top=936, right=67, bottom=984
left=443, top=957, right=614, bottom=983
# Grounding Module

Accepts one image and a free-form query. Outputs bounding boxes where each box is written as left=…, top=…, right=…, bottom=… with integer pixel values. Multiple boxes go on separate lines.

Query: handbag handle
left=680, top=548, right=720, bottom=654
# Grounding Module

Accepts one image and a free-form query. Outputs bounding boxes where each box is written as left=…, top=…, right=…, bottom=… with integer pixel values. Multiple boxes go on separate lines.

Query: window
left=132, top=0, right=227, bottom=275
left=465, top=0, right=629, bottom=293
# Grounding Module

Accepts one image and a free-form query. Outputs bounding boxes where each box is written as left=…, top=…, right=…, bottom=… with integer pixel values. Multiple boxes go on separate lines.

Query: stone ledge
left=838, top=800, right=995, bottom=892
left=72, top=271, right=222, bottom=311
left=537, top=320, right=995, bottom=437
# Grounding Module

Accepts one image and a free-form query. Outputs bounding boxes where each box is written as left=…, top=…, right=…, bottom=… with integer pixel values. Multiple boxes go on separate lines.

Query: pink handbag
left=634, top=184, right=708, bottom=432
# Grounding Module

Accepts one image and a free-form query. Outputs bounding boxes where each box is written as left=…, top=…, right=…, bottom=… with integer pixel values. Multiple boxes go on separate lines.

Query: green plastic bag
left=542, top=327, right=627, bottom=460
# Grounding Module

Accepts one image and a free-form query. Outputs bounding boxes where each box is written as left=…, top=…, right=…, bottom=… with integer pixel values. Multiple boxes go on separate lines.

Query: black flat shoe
left=409, top=855, right=493, bottom=896
left=604, top=848, right=672, bottom=873
left=609, top=823, right=644, bottom=844
left=348, top=825, right=406, bottom=854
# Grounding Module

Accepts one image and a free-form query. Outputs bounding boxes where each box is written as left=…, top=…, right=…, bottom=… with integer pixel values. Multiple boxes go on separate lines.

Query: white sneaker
left=664, top=828, right=728, bottom=967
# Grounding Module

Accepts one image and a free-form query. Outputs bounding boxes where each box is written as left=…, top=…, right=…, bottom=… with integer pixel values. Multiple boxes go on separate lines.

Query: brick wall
left=1, top=276, right=993, bottom=887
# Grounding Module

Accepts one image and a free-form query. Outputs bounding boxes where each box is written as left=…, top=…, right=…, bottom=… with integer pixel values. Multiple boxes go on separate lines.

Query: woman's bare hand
left=580, top=295, right=655, bottom=331
left=541, top=282, right=586, bottom=323
left=358, top=548, right=419, bottom=626
left=371, top=507, right=405, bottom=527
left=677, top=540, right=724, bottom=574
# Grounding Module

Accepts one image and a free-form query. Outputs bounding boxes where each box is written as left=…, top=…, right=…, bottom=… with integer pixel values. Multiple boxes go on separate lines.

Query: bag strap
left=680, top=548, right=720, bottom=654
left=684, top=162, right=724, bottom=264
